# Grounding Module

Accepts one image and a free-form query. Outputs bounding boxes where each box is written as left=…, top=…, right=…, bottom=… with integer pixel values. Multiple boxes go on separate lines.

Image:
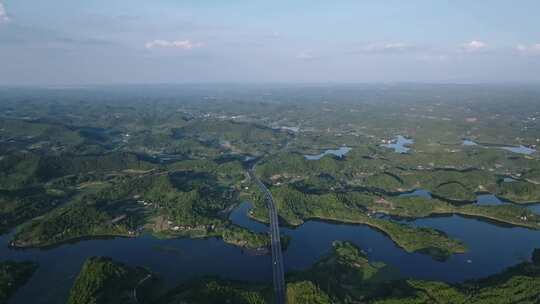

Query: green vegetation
left=75, top=243, right=540, bottom=304
left=253, top=148, right=540, bottom=231
left=0, top=261, right=37, bottom=304
left=13, top=202, right=131, bottom=248
left=249, top=185, right=466, bottom=259
left=221, top=225, right=270, bottom=249
left=67, top=257, right=157, bottom=304
left=497, top=180, right=540, bottom=203
left=256, top=153, right=499, bottom=202
left=34, top=153, right=156, bottom=181
left=293, top=243, right=540, bottom=304
left=2, top=85, right=540, bottom=303
left=12, top=166, right=270, bottom=250
left=0, top=187, right=65, bottom=234
left=357, top=195, right=540, bottom=230
left=0, top=153, right=41, bottom=190
left=172, top=119, right=290, bottom=155
left=286, top=281, right=332, bottom=304
left=10, top=171, right=268, bottom=249
left=373, top=257, right=540, bottom=304
left=158, top=279, right=268, bottom=304
left=289, top=241, right=397, bottom=302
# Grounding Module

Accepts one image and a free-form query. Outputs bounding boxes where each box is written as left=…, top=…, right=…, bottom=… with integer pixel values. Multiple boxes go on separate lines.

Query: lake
left=462, top=139, right=537, bottom=155
left=462, top=139, right=478, bottom=146
left=474, top=193, right=540, bottom=214
left=3, top=199, right=540, bottom=303
left=400, top=189, right=539, bottom=211
left=382, top=135, right=414, bottom=153
left=501, top=145, right=536, bottom=155
left=231, top=202, right=540, bottom=282
left=304, top=146, right=352, bottom=160
left=0, top=231, right=271, bottom=304
left=398, top=189, right=432, bottom=199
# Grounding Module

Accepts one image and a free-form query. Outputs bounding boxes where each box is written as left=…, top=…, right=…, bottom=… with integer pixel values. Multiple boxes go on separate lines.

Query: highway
left=249, top=169, right=286, bottom=304
left=132, top=274, right=151, bottom=304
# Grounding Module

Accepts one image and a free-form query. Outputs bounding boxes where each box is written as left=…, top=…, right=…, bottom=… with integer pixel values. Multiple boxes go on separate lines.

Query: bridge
left=249, top=169, right=286, bottom=304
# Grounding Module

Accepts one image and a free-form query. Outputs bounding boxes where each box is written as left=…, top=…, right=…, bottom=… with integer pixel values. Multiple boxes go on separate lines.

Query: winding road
left=249, top=168, right=286, bottom=304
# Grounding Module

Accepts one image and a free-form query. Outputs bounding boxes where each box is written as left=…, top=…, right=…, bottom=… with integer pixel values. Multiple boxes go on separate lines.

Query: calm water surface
left=475, top=193, right=540, bottom=214
left=501, top=145, right=536, bottom=155
left=462, top=140, right=478, bottom=146
left=382, top=135, right=414, bottom=153
left=232, top=202, right=540, bottom=282
left=462, top=139, right=536, bottom=155
left=401, top=189, right=538, bottom=211
left=3, top=199, right=540, bottom=303
left=1, top=231, right=271, bottom=304
left=304, top=146, right=351, bottom=160
left=399, top=189, right=432, bottom=199
left=476, top=194, right=505, bottom=206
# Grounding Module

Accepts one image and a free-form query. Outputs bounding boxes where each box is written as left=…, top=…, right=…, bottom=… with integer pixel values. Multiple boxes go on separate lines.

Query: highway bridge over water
left=249, top=169, right=286, bottom=304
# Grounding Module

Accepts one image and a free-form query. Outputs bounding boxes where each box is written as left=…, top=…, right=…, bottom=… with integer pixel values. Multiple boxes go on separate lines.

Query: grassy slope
left=67, top=257, right=153, bottom=304
left=0, top=261, right=37, bottom=304
left=248, top=185, right=466, bottom=260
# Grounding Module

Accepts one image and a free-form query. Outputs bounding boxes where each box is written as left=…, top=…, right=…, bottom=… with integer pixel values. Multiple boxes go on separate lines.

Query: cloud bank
left=145, top=39, right=202, bottom=50
left=359, top=42, right=416, bottom=54
left=516, top=43, right=540, bottom=55
left=0, top=2, right=10, bottom=24
left=461, top=40, right=487, bottom=52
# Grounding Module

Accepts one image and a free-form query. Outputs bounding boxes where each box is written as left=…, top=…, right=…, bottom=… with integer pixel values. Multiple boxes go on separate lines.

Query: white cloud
left=461, top=40, right=487, bottom=52
left=145, top=39, right=203, bottom=50
left=0, top=2, right=10, bottom=24
left=417, top=54, right=449, bottom=62
left=296, top=51, right=317, bottom=60
left=360, top=42, right=415, bottom=53
left=516, top=43, right=540, bottom=55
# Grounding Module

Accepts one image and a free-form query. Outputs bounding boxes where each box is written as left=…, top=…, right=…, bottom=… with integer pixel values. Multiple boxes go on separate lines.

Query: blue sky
left=0, top=0, right=539, bottom=85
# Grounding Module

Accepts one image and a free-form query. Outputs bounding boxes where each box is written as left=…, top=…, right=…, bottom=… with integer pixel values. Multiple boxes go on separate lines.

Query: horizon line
left=2, top=81, right=540, bottom=90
